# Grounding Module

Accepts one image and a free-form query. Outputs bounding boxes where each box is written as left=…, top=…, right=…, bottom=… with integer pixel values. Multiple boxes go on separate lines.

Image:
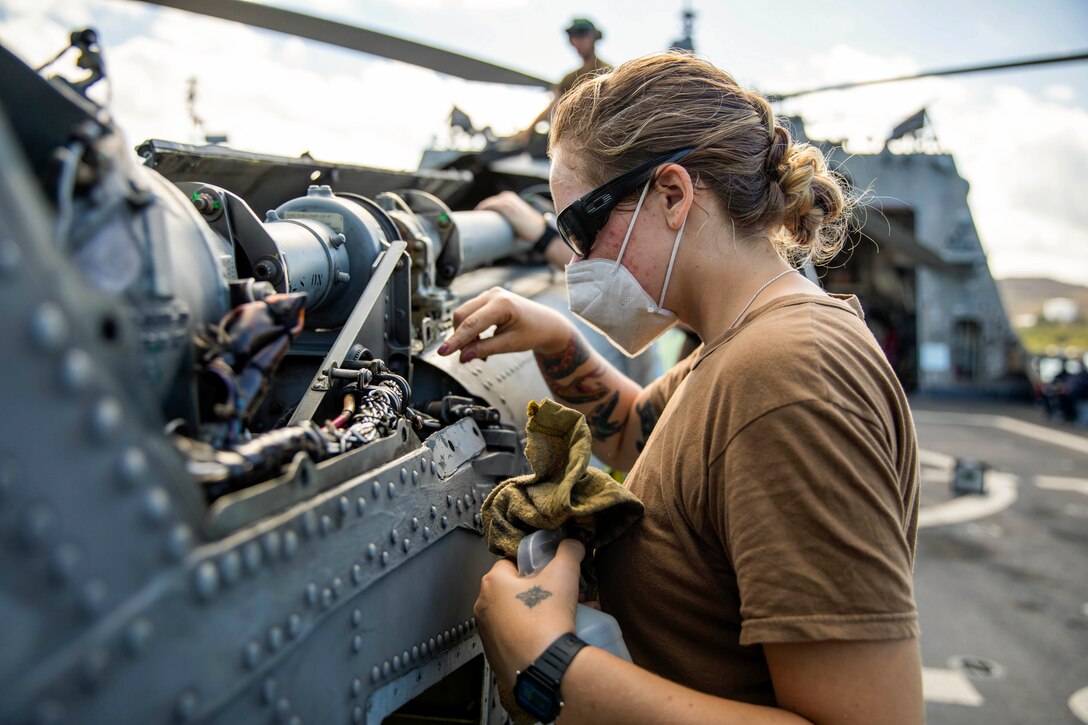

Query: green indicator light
left=438, top=213, right=450, bottom=223
left=212, top=200, right=221, bottom=210
left=190, top=191, right=200, bottom=202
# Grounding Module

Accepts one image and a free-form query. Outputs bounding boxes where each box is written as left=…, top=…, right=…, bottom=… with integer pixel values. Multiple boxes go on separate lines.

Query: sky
left=1, top=0, right=1087, bottom=286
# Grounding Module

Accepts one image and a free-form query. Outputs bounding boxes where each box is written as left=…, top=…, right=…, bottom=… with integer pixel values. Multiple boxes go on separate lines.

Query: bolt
left=262, top=530, right=282, bottom=560
left=301, top=510, right=318, bottom=538
left=356, top=497, right=367, bottom=516
left=320, top=587, right=333, bottom=609
left=367, top=543, right=378, bottom=561
left=423, top=526, right=431, bottom=541
left=380, top=551, right=389, bottom=566
left=441, top=516, right=448, bottom=529
left=387, top=482, right=396, bottom=498
left=352, top=635, right=363, bottom=653
left=352, top=563, right=363, bottom=585
left=166, top=524, right=193, bottom=561
left=287, top=613, right=302, bottom=638
left=371, top=666, right=381, bottom=683
left=254, top=260, right=276, bottom=279
left=118, top=448, right=148, bottom=489
left=194, top=562, right=219, bottom=601
left=332, top=577, right=343, bottom=597
left=412, top=470, right=419, bottom=486
left=268, top=626, right=284, bottom=651
left=304, top=582, right=318, bottom=607
left=402, top=538, right=410, bottom=553
left=219, top=551, right=242, bottom=585
left=336, top=271, right=351, bottom=284
left=371, top=481, right=381, bottom=499
left=61, top=349, right=93, bottom=391
left=29, top=303, right=68, bottom=351
left=142, top=487, right=171, bottom=525
left=338, top=496, right=350, bottom=516
left=351, top=677, right=363, bottom=697
left=319, top=515, right=333, bottom=536
left=91, top=398, right=123, bottom=442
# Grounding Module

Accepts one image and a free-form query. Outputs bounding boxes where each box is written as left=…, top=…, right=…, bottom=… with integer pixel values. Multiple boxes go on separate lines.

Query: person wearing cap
left=514, top=18, right=611, bottom=146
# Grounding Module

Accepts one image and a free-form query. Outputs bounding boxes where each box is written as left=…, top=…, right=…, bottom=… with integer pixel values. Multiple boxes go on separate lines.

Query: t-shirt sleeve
left=643, top=344, right=703, bottom=416
left=710, top=399, right=918, bottom=645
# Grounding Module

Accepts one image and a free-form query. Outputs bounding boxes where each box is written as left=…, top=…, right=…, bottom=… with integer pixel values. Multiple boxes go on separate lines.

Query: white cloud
left=1044, top=83, right=1076, bottom=103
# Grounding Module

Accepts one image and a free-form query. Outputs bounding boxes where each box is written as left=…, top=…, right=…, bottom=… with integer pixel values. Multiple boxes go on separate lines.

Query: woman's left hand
left=474, top=539, right=585, bottom=687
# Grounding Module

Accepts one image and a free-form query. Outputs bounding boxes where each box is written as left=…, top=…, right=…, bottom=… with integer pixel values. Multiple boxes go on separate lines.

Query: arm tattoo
left=588, top=391, right=623, bottom=440
left=545, top=363, right=610, bottom=404
left=634, top=400, right=660, bottom=452
left=516, top=586, right=553, bottom=608
left=535, top=333, right=592, bottom=380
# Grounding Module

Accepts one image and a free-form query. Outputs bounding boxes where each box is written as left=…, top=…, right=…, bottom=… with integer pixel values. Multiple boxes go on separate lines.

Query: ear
left=653, top=163, right=695, bottom=231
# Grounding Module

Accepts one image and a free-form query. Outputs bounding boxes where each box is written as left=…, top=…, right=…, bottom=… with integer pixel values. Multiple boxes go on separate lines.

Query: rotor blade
left=135, top=0, right=553, bottom=88
left=769, top=50, right=1088, bottom=101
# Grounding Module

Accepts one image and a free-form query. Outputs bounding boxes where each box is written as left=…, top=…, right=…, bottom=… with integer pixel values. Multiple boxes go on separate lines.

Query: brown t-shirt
left=556, top=56, right=611, bottom=98
left=594, top=293, right=919, bottom=707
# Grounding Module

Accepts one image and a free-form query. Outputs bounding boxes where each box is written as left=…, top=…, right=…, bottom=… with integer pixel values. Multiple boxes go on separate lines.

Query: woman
left=439, top=53, right=923, bottom=723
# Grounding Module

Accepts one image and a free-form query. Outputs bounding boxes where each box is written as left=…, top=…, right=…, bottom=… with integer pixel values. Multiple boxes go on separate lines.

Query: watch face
left=514, top=671, right=560, bottom=721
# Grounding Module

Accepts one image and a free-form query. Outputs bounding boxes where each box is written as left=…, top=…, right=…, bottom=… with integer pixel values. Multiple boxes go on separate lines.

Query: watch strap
left=532, top=214, right=557, bottom=254
left=530, top=632, right=588, bottom=687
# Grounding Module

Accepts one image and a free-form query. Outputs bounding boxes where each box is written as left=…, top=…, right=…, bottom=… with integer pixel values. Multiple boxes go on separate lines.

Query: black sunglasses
left=556, top=147, right=694, bottom=258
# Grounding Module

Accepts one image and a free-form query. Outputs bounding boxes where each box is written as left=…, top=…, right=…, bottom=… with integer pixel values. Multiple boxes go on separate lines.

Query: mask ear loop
left=657, top=210, right=688, bottom=308
left=612, top=178, right=653, bottom=270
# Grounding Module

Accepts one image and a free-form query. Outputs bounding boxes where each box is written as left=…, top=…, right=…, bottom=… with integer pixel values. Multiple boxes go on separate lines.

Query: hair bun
left=775, top=141, right=847, bottom=265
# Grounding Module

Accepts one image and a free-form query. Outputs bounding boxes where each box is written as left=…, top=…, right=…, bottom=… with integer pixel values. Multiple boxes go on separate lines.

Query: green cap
left=566, top=18, right=602, bottom=39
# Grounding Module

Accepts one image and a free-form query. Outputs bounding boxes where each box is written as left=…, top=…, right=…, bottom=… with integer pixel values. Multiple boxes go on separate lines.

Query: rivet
left=262, top=678, right=278, bottom=705
left=352, top=563, right=363, bottom=585
left=463, top=494, right=471, bottom=508
left=473, top=513, right=481, bottom=527
left=352, top=704, right=364, bottom=723
left=289, top=716, right=301, bottom=725
left=351, top=677, right=362, bottom=697
left=320, top=587, right=333, bottom=609
left=142, top=487, right=171, bottom=526
left=282, top=530, right=299, bottom=558
left=287, top=613, right=302, bottom=638
left=371, top=666, right=381, bottom=683
left=411, top=645, right=419, bottom=661
left=440, top=516, right=448, bottom=529
left=29, top=303, right=68, bottom=351
left=275, top=698, right=291, bottom=722
left=423, top=526, right=431, bottom=540
left=401, top=538, right=410, bottom=553
left=166, top=524, right=193, bottom=561
left=471, top=490, right=478, bottom=503
left=356, top=496, right=367, bottom=516
left=419, top=458, right=427, bottom=472
left=79, top=578, right=107, bottom=615
left=301, top=511, right=318, bottom=538
left=446, top=495, right=453, bottom=508
left=268, top=626, right=284, bottom=651
left=243, top=541, right=262, bottom=572
left=458, top=624, right=465, bottom=638
left=61, top=348, right=93, bottom=391
left=402, top=649, right=409, bottom=665
left=80, top=647, right=109, bottom=688
left=366, top=543, right=378, bottom=561
left=371, top=481, right=381, bottom=499
left=219, top=550, right=242, bottom=585
left=430, top=461, right=436, bottom=475
left=382, top=660, right=391, bottom=678
left=400, top=468, right=408, bottom=483
left=319, top=514, right=333, bottom=536
left=456, top=500, right=463, bottom=514
left=118, top=448, right=148, bottom=489
left=420, top=641, right=429, bottom=656
left=430, top=505, right=437, bottom=519
left=380, top=550, right=389, bottom=566
left=352, top=634, right=363, bottom=653
left=428, top=637, right=436, bottom=652
left=20, top=504, right=54, bottom=548
left=387, top=482, right=396, bottom=498
left=392, top=655, right=401, bottom=671
left=194, top=561, right=219, bottom=601
left=176, top=690, right=199, bottom=722
left=332, top=577, right=343, bottom=597
left=48, top=542, right=80, bottom=583
left=124, top=618, right=153, bottom=656
left=444, top=629, right=451, bottom=643
left=244, top=641, right=261, bottom=669
left=0, top=238, right=21, bottom=275
left=470, top=616, right=477, bottom=628
left=410, top=517, right=419, bottom=531
left=90, top=397, right=123, bottom=442
left=338, top=496, right=350, bottom=516
left=304, top=582, right=318, bottom=607
left=389, top=528, right=398, bottom=544
left=262, top=530, right=282, bottom=560
left=352, top=608, right=363, bottom=627
left=412, top=470, right=419, bottom=485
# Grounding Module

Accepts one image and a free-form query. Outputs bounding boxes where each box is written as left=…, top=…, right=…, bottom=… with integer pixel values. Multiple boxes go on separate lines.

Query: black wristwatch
left=513, top=632, right=588, bottom=722
left=531, top=213, right=558, bottom=255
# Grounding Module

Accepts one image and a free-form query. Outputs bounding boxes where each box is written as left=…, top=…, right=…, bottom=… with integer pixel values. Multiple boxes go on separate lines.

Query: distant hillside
left=996, top=277, right=1088, bottom=319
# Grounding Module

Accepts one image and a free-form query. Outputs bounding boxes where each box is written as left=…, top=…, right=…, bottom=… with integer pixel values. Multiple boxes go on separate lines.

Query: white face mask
left=565, top=179, right=688, bottom=357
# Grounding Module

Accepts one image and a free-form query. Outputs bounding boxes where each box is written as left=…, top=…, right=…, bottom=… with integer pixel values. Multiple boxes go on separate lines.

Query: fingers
left=553, top=539, right=586, bottom=569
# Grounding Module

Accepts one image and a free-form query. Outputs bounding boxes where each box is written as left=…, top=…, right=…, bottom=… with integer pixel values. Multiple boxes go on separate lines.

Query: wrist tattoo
left=516, top=586, right=553, bottom=608
left=588, top=390, right=623, bottom=440
left=535, top=333, right=591, bottom=380
left=545, top=363, right=610, bottom=404
left=635, top=400, right=660, bottom=452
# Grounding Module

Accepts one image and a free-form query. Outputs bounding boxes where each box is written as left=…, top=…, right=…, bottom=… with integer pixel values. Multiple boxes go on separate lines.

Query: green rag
left=480, top=398, right=644, bottom=591
left=481, top=398, right=644, bottom=725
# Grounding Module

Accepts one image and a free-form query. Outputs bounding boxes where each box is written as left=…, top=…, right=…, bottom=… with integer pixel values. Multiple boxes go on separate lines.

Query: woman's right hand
left=437, top=287, right=572, bottom=363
